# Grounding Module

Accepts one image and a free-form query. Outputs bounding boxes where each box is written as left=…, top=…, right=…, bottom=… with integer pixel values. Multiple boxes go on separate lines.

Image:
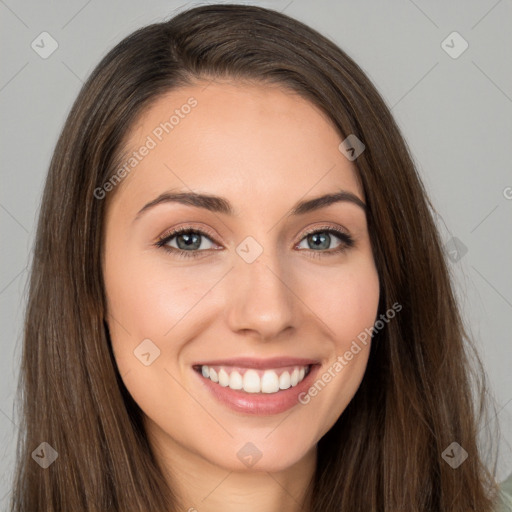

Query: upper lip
left=192, top=357, right=320, bottom=370
left=193, top=356, right=319, bottom=370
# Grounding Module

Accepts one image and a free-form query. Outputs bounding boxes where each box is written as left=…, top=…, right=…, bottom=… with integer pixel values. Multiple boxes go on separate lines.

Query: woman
left=10, top=4, right=510, bottom=511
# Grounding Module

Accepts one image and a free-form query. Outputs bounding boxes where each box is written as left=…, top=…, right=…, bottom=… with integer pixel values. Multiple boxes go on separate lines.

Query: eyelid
left=295, top=223, right=352, bottom=245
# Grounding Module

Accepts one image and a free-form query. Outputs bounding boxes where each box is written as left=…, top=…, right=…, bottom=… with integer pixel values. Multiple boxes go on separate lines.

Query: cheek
left=104, top=251, right=213, bottom=341
left=330, top=271, right=379, bottom=346
left=299, top=256, right=380, bottom=346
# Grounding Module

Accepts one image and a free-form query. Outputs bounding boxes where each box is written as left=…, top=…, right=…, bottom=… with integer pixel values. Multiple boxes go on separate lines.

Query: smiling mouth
left=193, top=364, right=313, bottom=394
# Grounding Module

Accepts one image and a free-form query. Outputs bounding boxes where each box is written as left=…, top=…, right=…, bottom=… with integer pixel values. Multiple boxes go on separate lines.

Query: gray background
left=1, top=0, right=511, bottom=506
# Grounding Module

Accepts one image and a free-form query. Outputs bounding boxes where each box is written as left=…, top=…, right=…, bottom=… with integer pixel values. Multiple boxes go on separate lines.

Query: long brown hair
left=10, top=4, right=500, bottom=511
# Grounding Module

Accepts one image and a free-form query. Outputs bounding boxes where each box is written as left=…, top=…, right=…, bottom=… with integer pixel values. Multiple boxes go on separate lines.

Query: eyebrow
left=133, top=189, right=366, bottom=222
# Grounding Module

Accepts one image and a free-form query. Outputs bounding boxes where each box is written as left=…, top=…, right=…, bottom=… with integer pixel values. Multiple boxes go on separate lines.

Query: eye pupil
left=309, top=232, right=330, bottom=250
left=177, top=232, right=201, bottom=250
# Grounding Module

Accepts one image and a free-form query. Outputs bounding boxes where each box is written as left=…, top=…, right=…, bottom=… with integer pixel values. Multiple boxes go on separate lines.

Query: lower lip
left=193, top=364, right=321, bottom=415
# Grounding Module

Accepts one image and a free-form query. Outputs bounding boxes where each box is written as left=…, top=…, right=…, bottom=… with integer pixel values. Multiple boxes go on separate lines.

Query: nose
left=224, top=247, right=300, bottom=341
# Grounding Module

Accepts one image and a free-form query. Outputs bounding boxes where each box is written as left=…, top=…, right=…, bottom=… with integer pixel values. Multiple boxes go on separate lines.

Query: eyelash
left=154, top=225, right=355, bottom=259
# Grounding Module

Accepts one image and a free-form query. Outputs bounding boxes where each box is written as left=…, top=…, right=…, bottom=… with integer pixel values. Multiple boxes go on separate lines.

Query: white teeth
left=199, top=365, right=310, bottom=394
left=261, top=370, right=279, bottom=393
left=218, top=368, right=230, bottom=387
left=229, top=370, right=243, bottom=390
left=243, top=369, right=261, bottom=393
left=279, top=371, right=291, bottom=390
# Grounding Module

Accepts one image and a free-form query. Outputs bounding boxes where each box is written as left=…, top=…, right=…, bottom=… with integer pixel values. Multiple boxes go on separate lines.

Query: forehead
left=110, top=80, right=363, bottom=215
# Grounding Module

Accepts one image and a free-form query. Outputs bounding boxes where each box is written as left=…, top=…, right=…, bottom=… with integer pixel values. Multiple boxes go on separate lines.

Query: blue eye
left=297, top=227, right=354, bottom=255
left=155, top=225, right=354, bottom=259
left=155, top=226, right=218, bottom=258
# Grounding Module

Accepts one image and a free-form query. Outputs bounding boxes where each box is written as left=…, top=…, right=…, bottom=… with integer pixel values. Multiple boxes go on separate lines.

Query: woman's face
left=102, top=80, right=380, bottom=473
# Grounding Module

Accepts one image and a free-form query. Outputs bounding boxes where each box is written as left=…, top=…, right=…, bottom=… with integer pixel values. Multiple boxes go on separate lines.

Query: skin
left=102, top=80, right=380, bottom=512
